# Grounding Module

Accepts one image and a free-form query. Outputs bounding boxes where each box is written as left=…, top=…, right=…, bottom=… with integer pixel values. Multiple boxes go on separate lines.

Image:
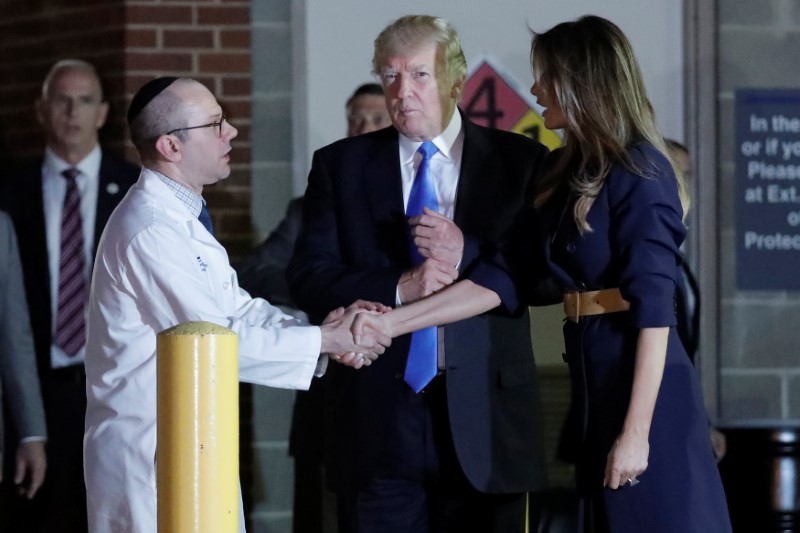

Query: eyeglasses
left=166, top=114, right=227, bottom=138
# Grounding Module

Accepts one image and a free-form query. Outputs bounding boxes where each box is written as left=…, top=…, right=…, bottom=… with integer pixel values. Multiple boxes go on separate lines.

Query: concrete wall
left=247, top=4, right=296, bottom=532
left=716, top=0, right=800, bottom=426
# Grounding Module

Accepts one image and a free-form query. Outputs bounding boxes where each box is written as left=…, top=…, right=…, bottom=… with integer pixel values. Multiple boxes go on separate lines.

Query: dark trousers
left=1, top=366, right=88, bottom=533
left=293, top=453, right=325, bottom=533
left=337, top=376, right=527, bottom=533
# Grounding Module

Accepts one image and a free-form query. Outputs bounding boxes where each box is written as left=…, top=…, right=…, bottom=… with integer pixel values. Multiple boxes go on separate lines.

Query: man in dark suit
left=0, top=59, right=139, bottom=532
left=288, top=15, right=549, bottom=533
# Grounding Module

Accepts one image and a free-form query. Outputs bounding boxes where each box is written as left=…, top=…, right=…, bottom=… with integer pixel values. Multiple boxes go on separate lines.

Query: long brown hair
left=531, top=15, right=688, bottom=233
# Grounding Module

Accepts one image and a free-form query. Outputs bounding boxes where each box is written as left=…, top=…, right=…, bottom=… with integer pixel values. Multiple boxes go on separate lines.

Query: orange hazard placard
left=462, top=58, right=561, bottom=151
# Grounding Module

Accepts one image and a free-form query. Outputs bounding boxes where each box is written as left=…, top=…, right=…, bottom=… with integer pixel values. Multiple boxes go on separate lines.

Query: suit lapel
left=6, top=166, right=50, bottom=296
left=363, top=128, right=404, bottom=223
left=454, top=118, right=492, bottom=228
left=361, top=129, right=413, bottom=265
left=25, top=169, right=49, bottom=274
left=12, top=165, right=53, bottom=367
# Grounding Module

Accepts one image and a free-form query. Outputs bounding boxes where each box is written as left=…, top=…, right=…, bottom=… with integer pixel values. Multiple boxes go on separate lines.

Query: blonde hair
left=372, top=15, right=467, bottom=93
left=531, top=15, right=689, bottom=232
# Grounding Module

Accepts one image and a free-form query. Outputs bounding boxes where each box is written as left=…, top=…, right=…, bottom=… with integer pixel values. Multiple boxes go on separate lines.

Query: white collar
left=398, top=110, right=463, bottom=164
left=43, top=144, right=102, bottom=181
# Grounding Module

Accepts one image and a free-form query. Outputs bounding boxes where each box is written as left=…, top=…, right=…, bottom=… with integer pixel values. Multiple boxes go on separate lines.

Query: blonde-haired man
left=289, top=15, right=550, bottom=533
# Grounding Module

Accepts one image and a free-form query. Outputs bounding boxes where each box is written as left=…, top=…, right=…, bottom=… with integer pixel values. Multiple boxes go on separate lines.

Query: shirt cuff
left=315, top=354, right=329, bottom=377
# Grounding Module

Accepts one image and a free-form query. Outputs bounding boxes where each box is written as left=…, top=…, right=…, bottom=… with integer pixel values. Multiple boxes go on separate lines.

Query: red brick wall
left=0, top=1, right=128, bottom=161
left=122, top=0, right=253, bottom=255
left=0, top=0, right=253, bottom=256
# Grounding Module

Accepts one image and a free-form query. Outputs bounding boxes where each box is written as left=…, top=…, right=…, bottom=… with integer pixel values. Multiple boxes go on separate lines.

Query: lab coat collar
left=138, top=168, right=219, bottom=246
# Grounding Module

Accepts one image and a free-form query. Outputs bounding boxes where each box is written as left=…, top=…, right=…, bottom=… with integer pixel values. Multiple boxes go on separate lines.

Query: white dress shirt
left=41, top=145, right=101, bottom=368
left=396, top=112, right=465, bottom=369
left=395, top=111, right=464, bottom=308
left=398, top=111, right=464, bottom=220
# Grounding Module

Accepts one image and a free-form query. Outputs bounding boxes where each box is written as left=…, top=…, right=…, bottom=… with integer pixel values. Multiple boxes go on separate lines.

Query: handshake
left=315, top=208, right=466, bottom=369
left=318, top=300, right=398, bottom=369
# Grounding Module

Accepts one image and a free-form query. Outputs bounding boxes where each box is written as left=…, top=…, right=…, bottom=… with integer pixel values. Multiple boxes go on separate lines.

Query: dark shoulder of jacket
left=314, top=126, right=397, bottom=160
left=543, top=147, right=566, bottom=173
left=101, top=148, right=141, bottom=180
left=468, top=118, right=548, bottom=153
left=627, top=141, right=672, bottom=179
left=0, top=158, right=41, bottom=212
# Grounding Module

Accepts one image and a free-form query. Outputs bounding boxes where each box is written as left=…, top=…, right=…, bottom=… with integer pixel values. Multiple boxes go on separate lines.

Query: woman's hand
left=352, top=310, right=396, bottom=345
left=604, top=427, right=649, bottom=489
left=603, top=327, right=667, bottom=489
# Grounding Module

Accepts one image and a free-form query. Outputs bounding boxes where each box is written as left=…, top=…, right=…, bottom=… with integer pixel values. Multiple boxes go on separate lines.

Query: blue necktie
left=404, top=141, right=439, bottom=392
left=198, top=203, right=214, bottom=235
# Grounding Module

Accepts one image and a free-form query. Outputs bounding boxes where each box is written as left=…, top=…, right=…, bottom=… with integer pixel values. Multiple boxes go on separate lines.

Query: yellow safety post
left=157, top=321, right=239, bottom=533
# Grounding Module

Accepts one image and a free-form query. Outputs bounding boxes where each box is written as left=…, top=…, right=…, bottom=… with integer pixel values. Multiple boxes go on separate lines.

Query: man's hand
left=321, top=305, right=391, bottom=368
left=409, top=207, right=463, bottom=267
left=15, top=440, right=47, bottom=499
left=397, top=258, right=458, bottom=304
left=340, top=299, right=392, bottom=315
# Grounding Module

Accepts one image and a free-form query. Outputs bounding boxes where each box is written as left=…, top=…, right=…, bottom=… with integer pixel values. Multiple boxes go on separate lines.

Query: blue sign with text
left=736, top=89, right=800, bottom=290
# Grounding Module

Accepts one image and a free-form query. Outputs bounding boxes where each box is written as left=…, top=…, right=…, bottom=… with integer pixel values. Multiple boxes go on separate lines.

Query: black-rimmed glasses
left=166, top=114, right=227, bottom=138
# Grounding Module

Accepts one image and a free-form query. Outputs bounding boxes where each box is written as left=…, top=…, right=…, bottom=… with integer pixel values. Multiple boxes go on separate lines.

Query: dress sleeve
left=287, top=149, right=404, bottom=319
left=607, top=147, right=686, bottom=328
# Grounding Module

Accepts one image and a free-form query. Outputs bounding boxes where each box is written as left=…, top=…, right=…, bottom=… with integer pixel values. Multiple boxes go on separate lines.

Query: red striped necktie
left=54, top=167, right=86, bottom=357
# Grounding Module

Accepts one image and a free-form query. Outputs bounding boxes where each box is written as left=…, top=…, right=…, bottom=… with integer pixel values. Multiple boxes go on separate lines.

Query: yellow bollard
left=157, top=321, right=239, bottom=533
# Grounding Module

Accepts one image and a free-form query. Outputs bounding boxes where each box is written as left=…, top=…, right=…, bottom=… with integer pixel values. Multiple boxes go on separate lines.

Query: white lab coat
left=84, top=169, right=323, bottom=533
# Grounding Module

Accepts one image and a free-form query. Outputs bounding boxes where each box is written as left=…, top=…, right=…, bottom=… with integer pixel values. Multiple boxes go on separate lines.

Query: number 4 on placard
left=464, top=78, right=504, bottom=129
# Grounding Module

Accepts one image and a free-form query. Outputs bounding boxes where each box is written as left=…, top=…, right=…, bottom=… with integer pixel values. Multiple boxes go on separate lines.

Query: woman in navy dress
left=530, top=15, right=731, bottom=533
left=349, top=14, right=732, bottom=533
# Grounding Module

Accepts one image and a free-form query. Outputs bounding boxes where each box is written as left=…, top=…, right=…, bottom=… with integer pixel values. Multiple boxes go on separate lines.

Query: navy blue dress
left=539, top=144, right=731, bottom=532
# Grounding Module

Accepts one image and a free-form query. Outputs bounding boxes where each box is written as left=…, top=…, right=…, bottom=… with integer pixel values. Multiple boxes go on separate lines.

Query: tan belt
left=563, top=288, right=630, bottom=323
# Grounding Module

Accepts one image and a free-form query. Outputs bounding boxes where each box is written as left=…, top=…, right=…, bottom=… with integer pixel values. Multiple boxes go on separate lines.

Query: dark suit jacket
left=288, top=116, right=549, bottom=494
left=0, top=150, right=139, bottom=379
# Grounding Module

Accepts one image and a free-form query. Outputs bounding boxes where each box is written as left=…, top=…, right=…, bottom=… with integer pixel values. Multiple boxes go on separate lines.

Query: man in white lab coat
left=83, top=77, right=388, bottom=533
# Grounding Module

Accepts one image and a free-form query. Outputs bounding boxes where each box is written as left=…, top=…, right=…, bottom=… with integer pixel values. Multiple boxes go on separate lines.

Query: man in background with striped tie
left=288, top=15, right=550, bottom=533
left=0, top=59, right=139, bottom=532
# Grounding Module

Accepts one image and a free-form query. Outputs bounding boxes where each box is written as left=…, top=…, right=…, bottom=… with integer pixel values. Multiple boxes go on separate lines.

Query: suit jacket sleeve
left=288, top=147, right=405, bottom=318
left=458, top=130, right=555, bottom=311
left=0, top=212, right=47, bottom=442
